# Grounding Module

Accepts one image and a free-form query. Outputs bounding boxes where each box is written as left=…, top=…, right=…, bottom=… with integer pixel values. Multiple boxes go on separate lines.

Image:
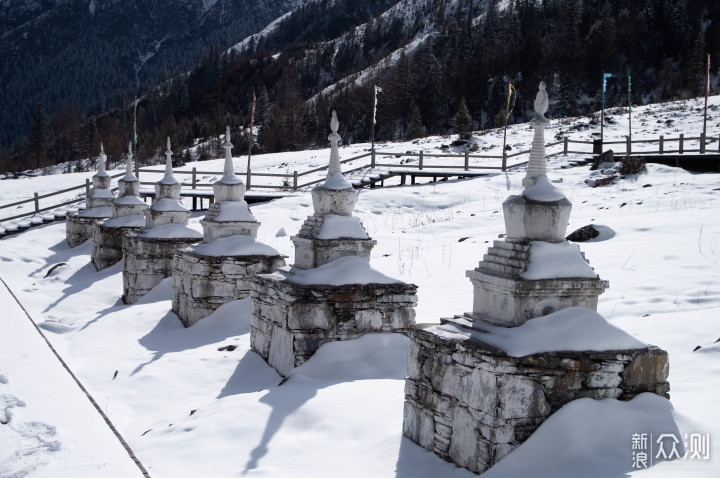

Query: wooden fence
left=1, top=132, right=717, bottom=225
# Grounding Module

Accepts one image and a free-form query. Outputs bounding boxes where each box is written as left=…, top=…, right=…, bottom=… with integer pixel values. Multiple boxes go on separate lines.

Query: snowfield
left=1, top=97, right=719, bottom=477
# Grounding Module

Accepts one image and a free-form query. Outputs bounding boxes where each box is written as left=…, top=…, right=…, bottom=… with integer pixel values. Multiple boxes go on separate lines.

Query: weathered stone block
left=402, top=325, right=670, bottom=475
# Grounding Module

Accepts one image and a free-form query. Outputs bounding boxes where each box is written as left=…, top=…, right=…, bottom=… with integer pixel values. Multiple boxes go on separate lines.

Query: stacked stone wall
left=172, top=251, right=285, bottom=327
left=66, top=215, right=105, bottom=247
left=91, top=223, right=144, bottom=271
left=250, top=275, right=417, bottom=376
left=402, top=324, right=670, bottom=474
left=122, top=234, right=200, bottom=304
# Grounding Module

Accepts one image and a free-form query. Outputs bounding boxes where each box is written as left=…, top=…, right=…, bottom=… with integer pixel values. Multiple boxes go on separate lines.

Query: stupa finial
left=126, top=142, right=133, bottom=175
left=224, top=126, right=234, bottom=174
left=98, top=143, right=107, bottom=173
left=328, top=111, right=341, bottom=176
left=165, top=137, right=173, bottom=175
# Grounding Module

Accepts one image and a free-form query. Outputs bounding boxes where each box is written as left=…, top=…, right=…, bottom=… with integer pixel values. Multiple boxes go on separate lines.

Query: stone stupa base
left=466, top=240, right=608, bottom=327
left=172, top=249, right=285, bottom=327
left=122, top=231, right=201, bottom=304
left=250, top=273, right=417, bottom=377
left=402, top=316, right=669, bottom=475
left=66, top=208, right=112, bottom=247
left=91, top=215, right=146, bottom=271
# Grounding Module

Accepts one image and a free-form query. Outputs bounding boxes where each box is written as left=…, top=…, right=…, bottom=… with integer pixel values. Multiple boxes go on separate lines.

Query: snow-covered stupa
left=122, top=138, right=202, bottom=304
left=66, top=144, right=116, bottom=247
left=250, top=112, right=417, bottom=377
left=172, top=127, right=285, bottom=327
left=402, top=83, right=670, bottom=474
left=290, top=110, right=376, bottom=268
left=91, top=143, right=149, bottom=271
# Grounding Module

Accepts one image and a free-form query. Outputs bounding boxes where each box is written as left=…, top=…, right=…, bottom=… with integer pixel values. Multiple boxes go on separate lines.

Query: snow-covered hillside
left=1, top=97, right=719, bottom=477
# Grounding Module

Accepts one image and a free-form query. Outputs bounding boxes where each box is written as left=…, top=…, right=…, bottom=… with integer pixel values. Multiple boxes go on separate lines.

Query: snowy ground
left=1, top=97, right=719, bottom=477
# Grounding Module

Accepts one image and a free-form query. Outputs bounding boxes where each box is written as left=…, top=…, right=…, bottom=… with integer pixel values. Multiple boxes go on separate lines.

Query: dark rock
left=591, top=149, right=614, bottom=170
left=566, top=225, right=600, bottom=242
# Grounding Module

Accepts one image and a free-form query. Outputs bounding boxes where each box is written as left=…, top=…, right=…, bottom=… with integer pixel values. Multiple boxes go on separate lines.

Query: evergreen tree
left=27, top=103, right=49, bottom=170
left=687, top=30, right=708, bottom=97
left=452, top=98, right=473, bottom=139
left=406, top=105, right=426, bottom=140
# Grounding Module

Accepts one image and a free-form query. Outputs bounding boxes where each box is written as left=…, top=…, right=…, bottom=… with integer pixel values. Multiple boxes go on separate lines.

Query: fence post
left=502, top=152, right=507, bottom=172
left=563, top=137, right=568, bottom=154
left=464, top=150, right=469, bottom=171
left=718, top=134, right=720, bottom=153
left=419, top=151, right=424, bottom=170
left=679, top=134, right=684, bottom=154
left=34, top=192, right=39, bottom=213
left=293, top=171, right=298, bottom=190
left=85, top=178, right=90, bottom=197
left=371, top=148, right=376, bottom=168
left=192, top=168, right=197, bottom=189
left=626, top=137, right=631, bottom=155
left=659, top=135, right=664, bottom=154
left=700, top=133, right=706, bottom=154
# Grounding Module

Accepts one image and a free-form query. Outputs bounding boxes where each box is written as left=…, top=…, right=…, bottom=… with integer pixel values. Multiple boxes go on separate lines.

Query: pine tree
left=406, top=105, right=426, bottom=140
left=452, top=98, right=473, bottom=139
left=687, top=30, right=707, bottom=97
left=27, top=103, right=49, bottom=170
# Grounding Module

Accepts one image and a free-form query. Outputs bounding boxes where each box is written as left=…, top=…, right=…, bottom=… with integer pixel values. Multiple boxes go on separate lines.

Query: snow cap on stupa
left=161, top=136, right=179, bottom=185
left=85, top=143, right=114, bottom=209
left=123, top=141, right=138, bottom=182
left=95, top=143, right=110, bottom=178
left=310, top=111, right=356, bottom=216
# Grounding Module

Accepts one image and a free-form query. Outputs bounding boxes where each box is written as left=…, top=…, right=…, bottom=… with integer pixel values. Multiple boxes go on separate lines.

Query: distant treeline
left=3, top=0, right=717, bottom=174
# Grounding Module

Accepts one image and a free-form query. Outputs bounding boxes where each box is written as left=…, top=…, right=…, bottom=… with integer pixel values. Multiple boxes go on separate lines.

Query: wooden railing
left=1, top=131, right=717, bottom=225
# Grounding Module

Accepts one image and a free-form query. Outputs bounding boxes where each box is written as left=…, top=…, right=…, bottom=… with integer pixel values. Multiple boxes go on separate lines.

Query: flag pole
left=601, top=73, right=614, bottom=146
left=133, top=96, right=139, bottom=178
left=628, top=73, right=632, bottom=146
left=247, top=90, right=256, bottom=188
left=703, top=54, right=710, bottom=146
left=502, top=82, right=516, bottom=161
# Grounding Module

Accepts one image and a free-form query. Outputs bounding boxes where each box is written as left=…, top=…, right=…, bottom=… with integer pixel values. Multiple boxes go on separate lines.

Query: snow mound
left=484, top=394, right=682, bottom=478
left=103, top=215, right=146, bottom=228
left=78, top=206, right=112, bottom=218
left=437, top=307, right=647, bottom=356
left=523, top=176, right=566, bottom=202
left=151, top=198, right=186, bottom=212
left=285, top=256, right=402, bottom=286
left=140, top=224, right=202, bottom=239
left=193, top=235, right=280, bottom=257
left=522, top=241, right=599, bottom=280
left=317, top=214, right=368, bottom=240
left=292, top=333, right=409, bottom=382
left=214, top=201, right=255, bottom=222
left=320, top=172, right=352, bottom=190
left=114, top=195, right=146, bottom=206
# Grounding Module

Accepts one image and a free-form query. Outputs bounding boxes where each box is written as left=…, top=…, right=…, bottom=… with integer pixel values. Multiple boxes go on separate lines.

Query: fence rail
left=2, top=131, right=717, bottom=226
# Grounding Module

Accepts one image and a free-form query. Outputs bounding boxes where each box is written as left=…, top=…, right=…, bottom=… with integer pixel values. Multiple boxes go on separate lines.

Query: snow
left=1, top=95, right=719, bottom=477
left=483, top=393, right=683, bottom=478
left=151, top=197, right=186, bottom=212
left=159, top=173, right=178, bottom=185
left=320, top=171, right=352, bottom=189
left=122, top=172, right=138, bottom=182
left=77, top=206, right=112, bottom=218
left=285, top=256, right=402, bottom=286
left=523, top=175, right=566, bottom=202
left=218, top=171, right=243, bottom=184
left=317, top=214, right=368, bottom=240
left=213, top=201, right=254, bottom=222
left=113, top=195, right=146, bottom=206
left=522, top=241, right=599, bottom=280
left=89, top=188, right=114, bottom=198
left=139, top=223, right=202, bottom=239
left=0, top=282, right=143, bottom=478
left=102, top=215, right=146, bottom=228
left=193, top=235, right=280, bottom=257
left=437, top=307, right=647, bottom=357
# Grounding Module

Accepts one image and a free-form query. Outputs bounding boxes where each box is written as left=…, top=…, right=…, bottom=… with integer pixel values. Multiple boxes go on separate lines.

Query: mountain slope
left=0, top=0, right=301, bottom=148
